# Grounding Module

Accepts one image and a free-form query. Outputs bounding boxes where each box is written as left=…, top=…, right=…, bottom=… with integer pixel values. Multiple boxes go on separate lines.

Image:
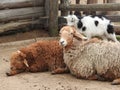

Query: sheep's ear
left=23, top=59, right=29, bottom=67
left=73, top=30, right=87, bottom=40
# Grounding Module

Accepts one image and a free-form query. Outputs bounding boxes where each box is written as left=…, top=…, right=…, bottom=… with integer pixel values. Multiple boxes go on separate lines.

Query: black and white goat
left=64, top=14, right=118, bottom=42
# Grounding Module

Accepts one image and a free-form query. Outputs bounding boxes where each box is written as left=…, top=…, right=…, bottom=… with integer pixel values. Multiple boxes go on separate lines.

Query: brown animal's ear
left=72, top=27, right=87, bottom=40
left=17, top=50, right=29, bottom=67
left=23, top=59, right=29, bottom=67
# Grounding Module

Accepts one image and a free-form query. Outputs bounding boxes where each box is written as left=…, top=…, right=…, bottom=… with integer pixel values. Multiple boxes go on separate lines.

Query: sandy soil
left=0, top=38, right=120, bottom=90
left=0, top=29, right=50, bottom=43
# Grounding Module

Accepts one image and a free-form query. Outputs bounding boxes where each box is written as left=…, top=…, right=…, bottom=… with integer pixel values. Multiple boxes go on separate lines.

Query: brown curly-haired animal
left=6, top=40, right=68, bottom=76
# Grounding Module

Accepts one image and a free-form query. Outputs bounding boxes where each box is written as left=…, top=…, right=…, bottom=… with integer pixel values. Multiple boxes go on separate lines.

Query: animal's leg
left=51, top=67, right=69, bottom=74
left=111, top=78, right=120, bottom=85
left=88, top=74, right=105, bottom=81
left=108, top=33, right=119, bottom=42
left=105, top=32, right=119, bottom=42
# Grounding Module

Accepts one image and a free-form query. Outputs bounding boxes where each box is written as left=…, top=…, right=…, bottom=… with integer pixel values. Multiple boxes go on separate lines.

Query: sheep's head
left=64, top=15, right=79, bottom=26
left=59, top=26, right=87, bottom=47
left=10, top=50, right=28, bottom=70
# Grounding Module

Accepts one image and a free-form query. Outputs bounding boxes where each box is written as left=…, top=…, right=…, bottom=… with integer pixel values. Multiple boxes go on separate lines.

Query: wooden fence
left=0, top=0, right=120, bottom=36
left=50, top=0, right=120, bottom=34
left=0, top=0, right=47, bottom=36
left=55, top=0, right=120, bottom=35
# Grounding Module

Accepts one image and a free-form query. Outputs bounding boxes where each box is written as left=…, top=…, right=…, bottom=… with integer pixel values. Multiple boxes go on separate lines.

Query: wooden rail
left=0, top=0, right=120, bottom=36
left=59, top=3, right=120, bottom=11
left=0, top=7, right=44, bottom=22
left=0, top=0, right=44, bottom=10
left=0, top=0, right=45, bottom=35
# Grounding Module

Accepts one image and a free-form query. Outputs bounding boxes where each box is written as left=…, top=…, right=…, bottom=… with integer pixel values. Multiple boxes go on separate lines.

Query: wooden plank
left=0, top=0, right=44, bottom=9
left=49, top=0, right=58, bottom=36
left=107, top=15, right=120, bottom=22
left=44, top=0, right=49, bottom=28
left=114, top=25, right=120, bottom=35
left=87, top=0, right=97, bottom=4
left=45, top=0, right=49, bottom=16
left=59, top=3, right=120, bottom=11
left=0, top=0, right=43, bottom=3
left=0, top=7, right=44, bottom=22
left=0, top=19, right=39, bottom=33
left=60, top=0, right=69, bottom=16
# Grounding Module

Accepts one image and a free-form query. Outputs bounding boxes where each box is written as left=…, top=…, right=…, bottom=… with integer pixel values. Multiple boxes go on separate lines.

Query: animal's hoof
left=6, top=72, right=12, bottom=76
left=51, top=71, right=56, bottom=75
left=111, top=80, right=120, bottom=85
left=111, top=82, right=119, bottom=85
left=96, top=75, right=105, bottom=81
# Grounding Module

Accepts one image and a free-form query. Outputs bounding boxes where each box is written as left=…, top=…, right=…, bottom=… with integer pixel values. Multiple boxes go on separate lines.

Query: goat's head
left=64, top=15, right=79, bottom=26
left=59, top=26, right=87, bottom=47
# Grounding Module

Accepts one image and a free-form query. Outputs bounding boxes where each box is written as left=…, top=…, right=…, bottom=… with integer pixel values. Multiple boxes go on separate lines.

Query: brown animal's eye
left=69, top=32, right=73, bottom=35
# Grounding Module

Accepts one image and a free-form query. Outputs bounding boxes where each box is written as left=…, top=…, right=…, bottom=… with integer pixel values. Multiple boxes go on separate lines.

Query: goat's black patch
left=76, top=15, right=83, bottom=19
left=77, top=20, right=83, bottom=29
left=82, top=26, right=86, bottom=31
left=94, top=20, right=99, bottom=26
left=107, top=24, right=114, bottom=34
left=91, top=15, right=95, bottom=18
left=91, top=15, right=104, bottom=20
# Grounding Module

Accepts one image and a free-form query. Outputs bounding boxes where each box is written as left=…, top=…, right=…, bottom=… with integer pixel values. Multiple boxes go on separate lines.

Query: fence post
left=48, top=0, right=58, bottom=36
left=74, top=0, right=81, bottom=16
left=60, top=0, right=69, bottom=16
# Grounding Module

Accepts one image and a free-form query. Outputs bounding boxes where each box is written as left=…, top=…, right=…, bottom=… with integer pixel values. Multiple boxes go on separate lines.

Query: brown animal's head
left=10, top=50, right=28, bottom=71
left=59, top=26, right=87, bottom=47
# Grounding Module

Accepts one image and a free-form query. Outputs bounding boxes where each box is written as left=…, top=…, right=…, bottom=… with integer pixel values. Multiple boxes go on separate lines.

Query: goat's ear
left=63, top=16, right=67, bottom=19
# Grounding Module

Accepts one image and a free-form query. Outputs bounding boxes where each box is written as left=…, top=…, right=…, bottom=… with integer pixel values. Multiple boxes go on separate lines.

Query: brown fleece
left=6, top=40, right=67, bottom=76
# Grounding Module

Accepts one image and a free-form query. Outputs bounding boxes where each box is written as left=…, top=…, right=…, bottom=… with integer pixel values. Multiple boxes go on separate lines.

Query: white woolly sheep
left=64, top=14, right=118, bottom=42
left=59, top=25, right=120, bottom=85
left=6, top=40, right=68, bottom=76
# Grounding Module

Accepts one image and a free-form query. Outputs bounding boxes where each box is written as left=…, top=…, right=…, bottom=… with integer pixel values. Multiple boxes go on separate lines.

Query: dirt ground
left=0, top=29, right=50, bottom=43
left=0, top=37, right=120, bottom=90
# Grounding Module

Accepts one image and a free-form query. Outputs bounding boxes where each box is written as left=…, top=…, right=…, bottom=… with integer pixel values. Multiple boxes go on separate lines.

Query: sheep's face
left=64, top=15, right=79, bottom=26
left=59, top=26, right=74, bottom=47
left=59, top=26, right=87, bottom=47
left=10, top=51, right=27, bottom=70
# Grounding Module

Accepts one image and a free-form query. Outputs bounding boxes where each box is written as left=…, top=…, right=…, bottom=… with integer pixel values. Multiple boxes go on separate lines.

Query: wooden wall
left=0, top=0, right=45, bottom=34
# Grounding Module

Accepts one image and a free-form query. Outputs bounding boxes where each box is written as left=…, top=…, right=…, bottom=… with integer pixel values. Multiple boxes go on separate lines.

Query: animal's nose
left=60, top=41, right=64, bottom=45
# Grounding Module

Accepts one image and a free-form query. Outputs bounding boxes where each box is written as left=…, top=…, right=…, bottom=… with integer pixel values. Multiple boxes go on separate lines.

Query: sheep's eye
left=70, top=32, right=73, bottom=35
